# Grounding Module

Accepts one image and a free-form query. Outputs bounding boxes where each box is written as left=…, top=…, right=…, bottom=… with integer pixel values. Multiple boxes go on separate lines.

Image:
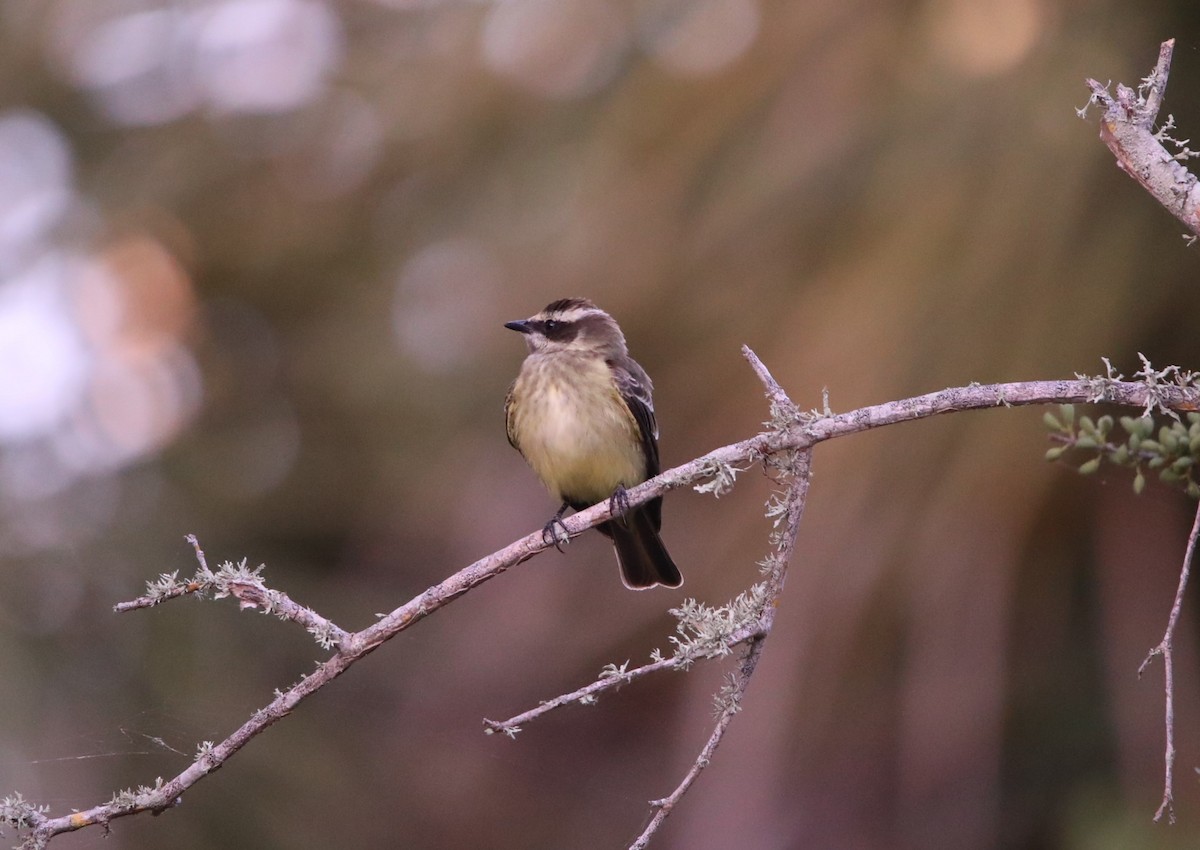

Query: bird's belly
left=520, top=384, right=645, bottom=504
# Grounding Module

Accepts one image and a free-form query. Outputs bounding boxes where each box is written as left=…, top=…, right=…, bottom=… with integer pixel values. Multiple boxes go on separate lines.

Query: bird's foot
left=609, top=486, right=631, bottom=527
left=542, top=504, right=571, bottom=551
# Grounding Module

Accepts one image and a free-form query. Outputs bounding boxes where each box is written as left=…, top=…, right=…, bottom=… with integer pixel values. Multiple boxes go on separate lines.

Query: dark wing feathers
left=504, top=383, right=522, bottom=453
left=612, top=356, right=663, bottom=531
left=611, top=357, right=658, bottom=475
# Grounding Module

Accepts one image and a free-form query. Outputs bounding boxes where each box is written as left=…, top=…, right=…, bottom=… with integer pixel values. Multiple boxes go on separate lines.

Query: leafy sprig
left=1045, top=404, right=1200, bottom=498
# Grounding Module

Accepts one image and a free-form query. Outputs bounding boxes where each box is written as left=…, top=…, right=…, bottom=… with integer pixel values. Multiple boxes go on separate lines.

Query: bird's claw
left=542, top=517, right=571, bottom=551
left=609, top=486, right=631, bottom=527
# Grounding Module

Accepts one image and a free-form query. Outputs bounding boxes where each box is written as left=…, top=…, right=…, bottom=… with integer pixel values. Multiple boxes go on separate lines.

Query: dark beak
left=504, top=320, right=533, bottom=334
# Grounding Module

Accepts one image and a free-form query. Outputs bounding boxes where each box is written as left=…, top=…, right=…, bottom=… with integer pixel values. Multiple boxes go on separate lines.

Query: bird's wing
left=612, top=358, right=659, bottom=477
left=504, top=383, right=523, bottom=454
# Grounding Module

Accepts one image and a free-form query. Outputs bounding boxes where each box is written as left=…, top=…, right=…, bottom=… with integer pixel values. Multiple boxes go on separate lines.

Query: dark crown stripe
left=543, top=297, right=596, bottom=315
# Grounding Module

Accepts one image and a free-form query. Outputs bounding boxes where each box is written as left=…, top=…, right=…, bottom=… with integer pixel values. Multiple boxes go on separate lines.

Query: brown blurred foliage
left=3, top=1, right=1200, bottom=848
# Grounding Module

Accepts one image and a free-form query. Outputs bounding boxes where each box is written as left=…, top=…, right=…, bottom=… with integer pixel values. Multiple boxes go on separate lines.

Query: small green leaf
left=1079, top=457, right=1102, bottom=475
left=1043, top=411, right=1062, bottom=430
left=1134, top=468, right=1146, bottom=494
left=1045, top=447, right=1066, bottom=461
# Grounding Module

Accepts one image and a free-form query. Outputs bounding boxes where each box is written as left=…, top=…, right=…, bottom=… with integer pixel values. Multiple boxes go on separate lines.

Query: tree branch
left=1084, top=39, right=1200, bottom=238
left=629, top=351, right=809, bottom=848
left=16, top=361, right=1200, bottom=847
left=1138, top=499, right=1200, bottom=824
left=114, top=535, right=351, bottom=649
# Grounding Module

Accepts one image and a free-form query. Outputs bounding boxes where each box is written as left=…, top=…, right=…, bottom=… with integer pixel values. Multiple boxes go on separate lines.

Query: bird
left=504, top=298, right=682, bottom=590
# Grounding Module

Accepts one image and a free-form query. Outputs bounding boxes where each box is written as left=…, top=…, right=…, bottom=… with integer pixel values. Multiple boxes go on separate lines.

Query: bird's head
left=505, top=298, right=628, bottom=358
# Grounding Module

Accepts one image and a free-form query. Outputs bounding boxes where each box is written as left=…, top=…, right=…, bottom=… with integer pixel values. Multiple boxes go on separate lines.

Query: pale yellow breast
left=509, top=355, right=646, bottom=504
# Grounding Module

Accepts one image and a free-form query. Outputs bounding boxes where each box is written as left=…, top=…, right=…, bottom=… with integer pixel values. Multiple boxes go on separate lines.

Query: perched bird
left=504, top=298, right=682, bottom=590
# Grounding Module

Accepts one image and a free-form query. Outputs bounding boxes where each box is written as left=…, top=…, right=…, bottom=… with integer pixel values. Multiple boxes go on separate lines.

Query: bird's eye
left=543, top=319, right=560, bottom=332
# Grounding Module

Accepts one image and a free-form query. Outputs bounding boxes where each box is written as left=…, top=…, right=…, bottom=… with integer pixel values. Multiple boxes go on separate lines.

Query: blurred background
left=2, top=1, right=1200, bottom=848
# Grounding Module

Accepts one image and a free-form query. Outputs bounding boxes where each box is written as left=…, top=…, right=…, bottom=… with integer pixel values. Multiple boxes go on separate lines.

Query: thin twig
left=630, top=636, right=769, bottom=849
left=742, top=344, right=799, bottom=420
left=629, top=452, right=810, bottom=846
left=1142, top=39, right=1175, bottom=128
left=1139, top=499, right=1200, bottom=824
left=113, top=582, right=193, bottom=611
left=114, top=536, right=210, bottom=612
left=115, top=538, right=352, bottom=649
left=115, top=535, right=212, bottom=611
left=188, top=533, right=209, bottom=571
left=482, top=622, right=764, bottom=736
left=628, top=350, right=811, bottom=848
left=483, top=655, right=677, bottom=737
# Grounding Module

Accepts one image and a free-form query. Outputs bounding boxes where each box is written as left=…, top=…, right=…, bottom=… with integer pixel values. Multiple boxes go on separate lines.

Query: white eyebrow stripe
left=542, top=306, right=602, bottom=323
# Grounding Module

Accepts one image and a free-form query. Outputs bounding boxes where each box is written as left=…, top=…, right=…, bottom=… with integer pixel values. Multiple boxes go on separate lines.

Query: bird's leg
left=609, top=485, right=631, bottom=527
left=542, top=503, right=571, bottom=551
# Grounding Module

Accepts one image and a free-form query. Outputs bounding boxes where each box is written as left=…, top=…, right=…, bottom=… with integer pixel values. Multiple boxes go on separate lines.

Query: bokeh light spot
left=49, top=0, right=343, bottom=123
left=0, top=111, right=73, bottom=267
left=49, top=5, right=198, bottom=126
left=192, top=0, right=344, bottom=114
left=638, top=0, right=759, bottom=78
left=481, top=0, right=629, bottom=99
left=78, top=235, right=197, bottom=356
left=926, top=0, right=1042, bottom=77
left=393, top=239, right=502, bottom=373
left=0, top=262, right=88, bottom=442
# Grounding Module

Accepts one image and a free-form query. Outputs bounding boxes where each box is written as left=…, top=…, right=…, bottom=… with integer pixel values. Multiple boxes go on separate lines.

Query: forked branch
left=10, top=359, right=1200, bottom=847
left=1084, top=39, right=1200, bottom=238
left=1138, top=501, right=1200, bottom=824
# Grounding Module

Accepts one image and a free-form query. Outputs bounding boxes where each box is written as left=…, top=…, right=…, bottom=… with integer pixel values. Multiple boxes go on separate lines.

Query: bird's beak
left=504, top=320, right=533, bottom=334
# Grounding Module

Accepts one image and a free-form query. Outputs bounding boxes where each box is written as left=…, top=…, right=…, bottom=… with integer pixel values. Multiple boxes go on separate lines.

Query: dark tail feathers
left=604, top=506, right=682, bottom=590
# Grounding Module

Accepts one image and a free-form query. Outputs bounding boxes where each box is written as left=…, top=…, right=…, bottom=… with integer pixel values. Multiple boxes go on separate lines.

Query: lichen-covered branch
left=115, top=535, right=351, bottom=650
left=10, top=358, right=1200, bottom=847
left=483, top=654, right=691, bottom=739
left=630, top=350, right=811, bottom=848
left=1083, top=39, right=1200, bottom=238
left=483, top=608, right=770, bottom=737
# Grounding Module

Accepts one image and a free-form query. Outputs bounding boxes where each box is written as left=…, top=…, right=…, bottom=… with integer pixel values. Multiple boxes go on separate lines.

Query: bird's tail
left=604, top=506, right=682, bottom=590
